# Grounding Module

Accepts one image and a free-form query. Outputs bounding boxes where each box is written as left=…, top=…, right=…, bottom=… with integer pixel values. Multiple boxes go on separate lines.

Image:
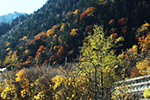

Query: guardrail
left=114, top=75, right=150, bottom=99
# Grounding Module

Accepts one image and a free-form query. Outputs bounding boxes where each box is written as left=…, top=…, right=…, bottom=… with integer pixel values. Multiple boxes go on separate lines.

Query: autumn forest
left=0, top=0, right=150, bottom=99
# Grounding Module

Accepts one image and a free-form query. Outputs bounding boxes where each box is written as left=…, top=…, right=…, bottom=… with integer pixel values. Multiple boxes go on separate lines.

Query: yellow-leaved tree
left=4, top=50, right=19, bottom=69
left=77, top=25, right=124, bottom=99
left=143, top=87, right=150, bottom=99
left=136, top=33, right=150, bottom=76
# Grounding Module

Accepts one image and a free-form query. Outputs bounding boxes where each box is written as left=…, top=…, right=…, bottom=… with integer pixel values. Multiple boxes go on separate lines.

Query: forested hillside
left=0, top=14, right=29, bottom=37
left=1, top=0, right=150, bottom=99
left=1, top=0, right=150, bottom=75
left=0, top=0, right=87, bottom=60
left=1, top=0, right=150, bottom=74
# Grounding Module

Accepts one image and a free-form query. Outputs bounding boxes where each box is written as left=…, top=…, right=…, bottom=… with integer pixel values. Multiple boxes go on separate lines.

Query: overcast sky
left=0, top=0, right=48, bottom=15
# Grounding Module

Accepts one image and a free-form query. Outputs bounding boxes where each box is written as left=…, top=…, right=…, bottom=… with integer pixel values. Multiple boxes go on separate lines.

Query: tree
left=136, top=59, right=150, bottom=75
left=136, top=22, right=150, bottom=39
left=138, top=33, right=150, bottom=53
left=77, top=25, right=124, bottom=99
left=136, top=31, right=150, bottom=76
left=120, top=45, right=139, bottom=78
left=143, top=87, right=150, bottom=99
left=4, top=50, right=19, bottom=69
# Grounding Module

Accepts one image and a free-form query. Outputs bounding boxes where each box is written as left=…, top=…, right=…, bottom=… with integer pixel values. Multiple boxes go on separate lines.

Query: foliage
left=111, top=84, right=132, bottom=100
left=6, top=48, right=10, bottom=51
left=0, top=64, right=98, bottom=100
left=60, top=23, right=65, bottom=31
left=0, top=0, right=150, bottom=69
left=1, top=66, right=54, bottom=100
left=69, top=28, right=78, bottom=36
left=20, top=36, right=28, bottom=41
left=80, top=7, right=96, bottom=20
left=35, top=45, right=46, bottom=66
left=77, top=25, right=124, bottom=99
left=4, top=50, right=19, bottom=69
left=144, top=87, right=150, bottom=99
left=117, top=17, right=128, bottom=26
left=119, top=45, right=139, bottom=78
left=130, top=67, right=140, bottom=78
left=1, top=1, right=150, bottom=99
left=72, top=9, right=80, bottom=15
left=15, top=69, right=26, bottom=82
left=0, top=22, right=12, bottom=36
left=136, top=59, right=150, bottom=76
left=138, top=33, right=150, bottom=52
left=135, top=31, right=150, bottom=76
left=6, top=42, right=10, bottom=46
left=25, top=56, right=33, bottom=65
left=57, top=47, right=67, bottom=58
left=34, top=31, right=47, bottom=40
left=136, top=22, right=150, bottom=38
left=46, top=24, right=60, bottom=37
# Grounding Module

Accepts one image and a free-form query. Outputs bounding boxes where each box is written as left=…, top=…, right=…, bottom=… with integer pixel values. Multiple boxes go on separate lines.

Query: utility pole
left=65, top=57, right=67, bottom=67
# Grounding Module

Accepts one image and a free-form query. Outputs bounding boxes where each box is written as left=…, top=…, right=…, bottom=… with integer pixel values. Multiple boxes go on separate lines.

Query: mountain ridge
left=0, top=11, right=27, bottom=23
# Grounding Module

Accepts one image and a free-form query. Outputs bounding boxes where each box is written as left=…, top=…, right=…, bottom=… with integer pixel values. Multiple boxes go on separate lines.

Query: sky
left=0, top=0, right=48, bottom=16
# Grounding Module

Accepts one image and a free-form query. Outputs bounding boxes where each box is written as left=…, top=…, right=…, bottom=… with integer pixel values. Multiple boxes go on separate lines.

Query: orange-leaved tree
left=138, top=33, right=150, bottom=52
left=80, top=7, right=96, bottom=20
left=34, top=31, right=47, bottom=40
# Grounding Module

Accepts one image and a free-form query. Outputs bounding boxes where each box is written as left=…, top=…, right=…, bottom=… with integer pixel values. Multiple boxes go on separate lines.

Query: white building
left=0, top=67, right=8, bottom=82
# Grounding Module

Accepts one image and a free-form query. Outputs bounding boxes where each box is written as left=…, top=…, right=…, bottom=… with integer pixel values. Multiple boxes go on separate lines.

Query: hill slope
left=0, top=0, right=87, bottom=60
left=0, top=14, right=29, bottom=37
